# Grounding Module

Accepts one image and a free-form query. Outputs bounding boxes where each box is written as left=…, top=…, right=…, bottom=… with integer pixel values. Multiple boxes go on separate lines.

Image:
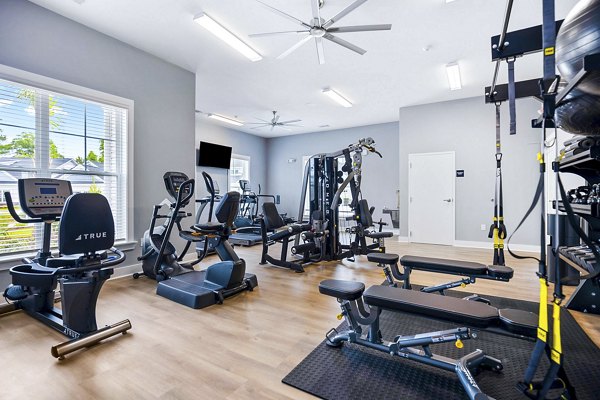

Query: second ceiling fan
left=251, top=0, right=392, bottom=64
left=247, top=111, right=303, bottom=131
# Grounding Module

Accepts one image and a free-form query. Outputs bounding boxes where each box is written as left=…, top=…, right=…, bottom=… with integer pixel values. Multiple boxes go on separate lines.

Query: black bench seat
left=363, top=285, right=536, bottom=336
left=400, top=255, right=514, bottom=280
left=319, top=279, right=365, bottom=301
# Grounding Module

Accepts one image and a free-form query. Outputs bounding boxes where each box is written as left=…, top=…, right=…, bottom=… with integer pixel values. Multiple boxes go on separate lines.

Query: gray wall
left=0, top=0, right=195, bottom=288
left=266, top=122, right=400, bottom=224
left=399, top=96, right=541, bottom=245
left=195, top=120, right=268, bottom=199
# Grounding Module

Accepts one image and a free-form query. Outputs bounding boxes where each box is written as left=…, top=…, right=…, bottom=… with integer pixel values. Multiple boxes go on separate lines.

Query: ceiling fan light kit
left=194, top=12, right=262, bottom=62
left=251, top=0, right=391, bottom=64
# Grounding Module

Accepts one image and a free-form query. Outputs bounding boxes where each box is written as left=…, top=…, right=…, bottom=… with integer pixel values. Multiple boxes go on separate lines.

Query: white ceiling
left=29, top=0, right=578, bottom=137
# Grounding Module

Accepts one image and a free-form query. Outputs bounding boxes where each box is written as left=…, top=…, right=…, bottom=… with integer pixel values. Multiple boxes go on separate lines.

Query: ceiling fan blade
left=255, top=0, right=311, bottom=29
left=249, top=30, right=309, bottom=37
left=280, top=119, right=302, bottom=124
left=328, top=24, right=392, bottom=33
left=250, top=125, right=270, bottom=129
left=283, top=124, right=304, bottom=127
left=323, top=33, right=366, bottom=55
left=323, top=0, right=368, bottom=29
left=274, top=114, right=280, bottom=123
left=277, top=35, right=313, bottom=59
left=311, top=0, right=321, bottom=25
left=315, top=37, right=325, bottom=65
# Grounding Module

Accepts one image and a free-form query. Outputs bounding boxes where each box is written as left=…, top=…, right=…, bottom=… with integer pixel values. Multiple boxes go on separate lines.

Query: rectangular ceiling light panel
left=322, top=88, right=353, bottom=107
left=207, top=113, right=244, bottom=126
left=194, top=13, right=262, bottom=62
left=445, top=62, right=462, bottom=90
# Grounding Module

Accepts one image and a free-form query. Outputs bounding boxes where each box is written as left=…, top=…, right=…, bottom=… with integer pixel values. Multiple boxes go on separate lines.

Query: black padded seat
left=363, top=285, right=499, bottom=328
left=319, top=279, right=365, bottom=301
left=400, top=256, right=489, bottom=276
left=487, top=264, right=514, bottom=280
left=191, top=222, right=223, bottom=233
left=367, top=253, right=399, bottom=265
left=366, top=231, right=393, bottom=239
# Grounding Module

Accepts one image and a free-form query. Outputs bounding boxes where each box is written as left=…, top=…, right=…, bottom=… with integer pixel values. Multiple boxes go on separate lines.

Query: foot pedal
left=4, top=285, right=28, bottom=301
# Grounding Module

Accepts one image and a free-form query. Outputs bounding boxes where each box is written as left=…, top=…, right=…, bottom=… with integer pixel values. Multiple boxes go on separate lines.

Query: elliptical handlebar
left=176, top=179, right=195, bottom=209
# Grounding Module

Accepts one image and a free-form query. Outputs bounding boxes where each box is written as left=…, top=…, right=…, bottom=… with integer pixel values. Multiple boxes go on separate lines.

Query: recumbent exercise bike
left=136, top=171, right=258, bottom=309
left=0, top=178, right=131, bottom=359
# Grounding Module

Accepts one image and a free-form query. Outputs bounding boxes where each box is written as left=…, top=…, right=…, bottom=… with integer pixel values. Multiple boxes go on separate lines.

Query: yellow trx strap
left=537, top=277, right=549, bottom=343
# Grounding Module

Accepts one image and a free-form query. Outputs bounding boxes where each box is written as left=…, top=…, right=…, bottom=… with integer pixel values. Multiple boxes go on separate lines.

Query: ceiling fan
left=247, top=111, right=303, bottom=131
left=250, top=0, right=391, bottom=64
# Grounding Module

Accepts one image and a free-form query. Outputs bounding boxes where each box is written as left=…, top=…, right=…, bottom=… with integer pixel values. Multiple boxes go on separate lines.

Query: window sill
left=0, top=240, right=138, bottom=270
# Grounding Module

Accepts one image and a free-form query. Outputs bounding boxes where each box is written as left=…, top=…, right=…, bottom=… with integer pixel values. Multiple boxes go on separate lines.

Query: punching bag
left=555, top=0, right=600, bottom=135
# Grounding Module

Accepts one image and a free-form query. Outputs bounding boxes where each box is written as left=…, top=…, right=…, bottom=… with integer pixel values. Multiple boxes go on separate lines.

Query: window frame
left=0, top=63, right=135, bottom=263
left=228, top=153, right=251, bottom=193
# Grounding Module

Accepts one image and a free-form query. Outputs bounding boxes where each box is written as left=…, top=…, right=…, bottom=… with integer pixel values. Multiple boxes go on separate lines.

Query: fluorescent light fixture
left=322, top=88, right=353, bottom=108
left=207, top=113, right=243, bottom=126
left=194, top=13, right=262, bottom=62
left=445, top=62, right=462, bottom=90
left=445, top=0, right=456, bottom=3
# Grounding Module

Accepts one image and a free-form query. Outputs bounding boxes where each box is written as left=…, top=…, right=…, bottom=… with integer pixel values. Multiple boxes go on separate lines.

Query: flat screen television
left=197, top=141, right=232, bottom=169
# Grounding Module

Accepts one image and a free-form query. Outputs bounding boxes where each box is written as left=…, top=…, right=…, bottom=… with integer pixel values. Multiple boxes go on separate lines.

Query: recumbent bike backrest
left=59, top=193, right=115, bottom=255
left=262, top=202, right=285, bottom=230
left=215, top=191, right=241, bottom=227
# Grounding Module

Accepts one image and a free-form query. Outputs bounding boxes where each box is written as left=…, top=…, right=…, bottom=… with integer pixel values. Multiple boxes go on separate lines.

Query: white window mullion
left=35, top=92, right=49, bottom=176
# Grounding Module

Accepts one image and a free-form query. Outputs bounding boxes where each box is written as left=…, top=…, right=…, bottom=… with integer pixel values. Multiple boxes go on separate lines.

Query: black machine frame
left=295, top=137, right=389, bottom=263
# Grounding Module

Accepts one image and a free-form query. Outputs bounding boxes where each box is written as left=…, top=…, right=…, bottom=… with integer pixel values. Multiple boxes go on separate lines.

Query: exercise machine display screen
left=163, top=171, right=192, bottom=200
left=17, top=178, right=73, bottom=218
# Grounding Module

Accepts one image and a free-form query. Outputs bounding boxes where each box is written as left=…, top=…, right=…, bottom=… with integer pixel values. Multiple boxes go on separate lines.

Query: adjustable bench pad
left=400, top=256, right=513, bottom=280
left=364, top=285, right=499, bottom=328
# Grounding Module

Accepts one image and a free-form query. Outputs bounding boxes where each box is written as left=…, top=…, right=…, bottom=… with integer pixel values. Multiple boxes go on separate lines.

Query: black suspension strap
left=489, top=103, right=508, bottom=266
left=507, top=58, right=517, bottom=135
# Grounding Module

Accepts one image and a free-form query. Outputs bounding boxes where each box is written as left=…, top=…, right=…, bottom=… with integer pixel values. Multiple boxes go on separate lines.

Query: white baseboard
left=453, top=240, right=538, bottom=253
left=395, top=238, right=538, bottom=253
left=111, top=263, right=142, bottom=279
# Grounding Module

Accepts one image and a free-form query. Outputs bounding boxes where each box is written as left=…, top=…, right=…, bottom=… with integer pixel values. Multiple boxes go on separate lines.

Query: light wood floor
left=1, top=241, right=599, bottom=399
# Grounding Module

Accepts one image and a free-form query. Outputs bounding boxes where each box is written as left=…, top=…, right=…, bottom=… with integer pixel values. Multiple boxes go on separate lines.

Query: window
left=229, top=155, right=250, bottom=193
left=0, top=75, right=130, bottom=256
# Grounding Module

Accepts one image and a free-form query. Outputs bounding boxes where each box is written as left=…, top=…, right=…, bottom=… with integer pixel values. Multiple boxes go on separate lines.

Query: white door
left=408, top=152, right=455, bottom=245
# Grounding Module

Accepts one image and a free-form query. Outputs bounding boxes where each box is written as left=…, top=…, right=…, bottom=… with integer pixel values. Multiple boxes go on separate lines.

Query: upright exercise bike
left=0, top=178, right=131, bottom=359
left=136, top=171, right=258, bottom=309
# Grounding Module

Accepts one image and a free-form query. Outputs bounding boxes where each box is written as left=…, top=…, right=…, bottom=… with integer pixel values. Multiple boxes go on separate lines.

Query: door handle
left=443, top=198, right=453, bottom=203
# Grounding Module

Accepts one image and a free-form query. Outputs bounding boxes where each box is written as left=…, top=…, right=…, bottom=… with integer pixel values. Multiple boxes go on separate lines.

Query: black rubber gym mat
left=282, top=290, right=600, bottom=399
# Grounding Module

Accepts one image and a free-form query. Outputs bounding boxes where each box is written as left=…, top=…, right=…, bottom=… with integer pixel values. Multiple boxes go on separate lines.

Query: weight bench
left=319, top=279, right=537, bottom=400
left=368, top=253, right=514, bottom=298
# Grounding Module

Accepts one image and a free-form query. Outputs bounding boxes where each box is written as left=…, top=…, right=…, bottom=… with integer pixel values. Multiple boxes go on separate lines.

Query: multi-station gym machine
left=296, top=137, right=390, bottom=262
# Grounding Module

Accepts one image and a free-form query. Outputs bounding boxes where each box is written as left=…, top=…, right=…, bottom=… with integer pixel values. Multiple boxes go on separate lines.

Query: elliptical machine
left=0, top=178, right=131, bottom=359
left=136, top=171, right=258, bottom=309
left=136, top=171, right=202, bottom=280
